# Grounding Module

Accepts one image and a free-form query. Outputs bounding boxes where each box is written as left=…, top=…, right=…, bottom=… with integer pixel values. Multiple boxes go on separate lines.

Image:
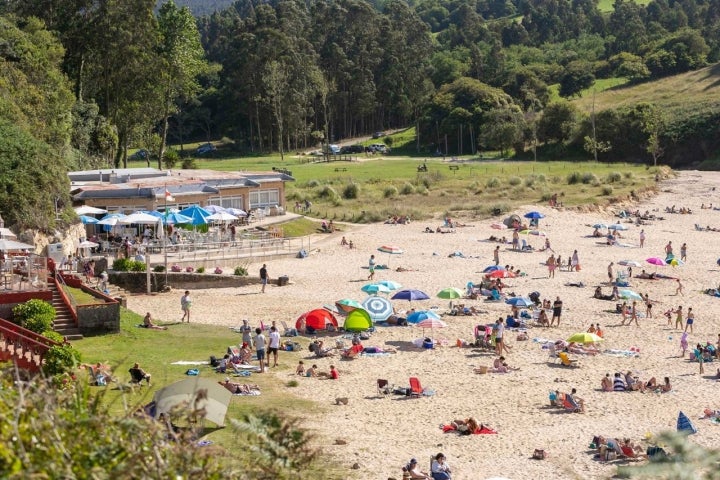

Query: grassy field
left=597, top=0, right=652, bottom=12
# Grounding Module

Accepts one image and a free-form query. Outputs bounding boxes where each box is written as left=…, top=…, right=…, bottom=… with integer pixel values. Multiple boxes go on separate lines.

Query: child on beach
left=674, top=306, right=684, bottom=330
left=680, top=332, right=689, bottom=357
left=296, top=360, right=305, bottom=376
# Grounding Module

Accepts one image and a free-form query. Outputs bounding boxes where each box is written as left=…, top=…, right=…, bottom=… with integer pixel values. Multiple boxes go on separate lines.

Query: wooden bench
left=334, top=167, right=347, bottom=172
left=448, top=165, right=460, bottom=171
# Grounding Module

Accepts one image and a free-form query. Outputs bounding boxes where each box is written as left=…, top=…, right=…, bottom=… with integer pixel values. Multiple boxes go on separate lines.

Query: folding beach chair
left=409, top=377, right=424, bottom=397
left=281, top=320, right=298, bottom=337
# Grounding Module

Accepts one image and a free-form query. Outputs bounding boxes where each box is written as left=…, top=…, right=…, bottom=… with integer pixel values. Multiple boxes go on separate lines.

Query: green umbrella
left=566, top=332, right=604, bottom=344
left=437, top=287, right=464, bottom=299
left=335, top=298, right=362, bottom=313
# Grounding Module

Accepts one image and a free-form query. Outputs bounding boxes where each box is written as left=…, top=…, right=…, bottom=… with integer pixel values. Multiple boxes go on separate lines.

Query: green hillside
left=572, top=63, right=720, bottom=115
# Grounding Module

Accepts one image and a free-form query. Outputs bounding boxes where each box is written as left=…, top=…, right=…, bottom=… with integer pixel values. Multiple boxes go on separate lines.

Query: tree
left=538, top=101, right=579, bottom=144
left=480, top=106, right=526, bottom=157
left=156, top=0, right=211, bottom=169
left=559, top=61, right=595, bottom=98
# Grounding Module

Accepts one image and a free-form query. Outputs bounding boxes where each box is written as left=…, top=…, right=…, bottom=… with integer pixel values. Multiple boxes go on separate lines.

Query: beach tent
left=677, top=411, right=697, bottom=435
left=343, top=308, right=373, bottom=332
left=296, top=308, right=338, bottom=332
left=503, top=214, right=522, bottom=228
left=153, top=378, right=232, bottom=426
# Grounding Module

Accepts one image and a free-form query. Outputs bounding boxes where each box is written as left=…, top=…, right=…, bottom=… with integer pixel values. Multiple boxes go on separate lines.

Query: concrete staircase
left=48, top=282, right=83, bottom=341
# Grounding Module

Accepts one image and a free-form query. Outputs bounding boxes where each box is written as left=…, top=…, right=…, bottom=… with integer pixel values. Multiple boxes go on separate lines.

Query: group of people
left=601, top=372, right=671, bottom=393
left=401, top=454, right=451, bottom=479
left=295, top=361, right=339, bottom=379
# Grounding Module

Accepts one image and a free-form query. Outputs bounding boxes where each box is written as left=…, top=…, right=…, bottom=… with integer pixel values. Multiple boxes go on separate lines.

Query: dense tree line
left=2, top=0, right=720, bottom=229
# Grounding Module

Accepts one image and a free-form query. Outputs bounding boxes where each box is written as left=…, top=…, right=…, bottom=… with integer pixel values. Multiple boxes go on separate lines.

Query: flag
left=165, top=189, right=174, bottom=202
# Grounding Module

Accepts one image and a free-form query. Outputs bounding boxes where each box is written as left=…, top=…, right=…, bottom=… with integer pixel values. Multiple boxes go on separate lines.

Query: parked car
left=323, top=144, right=341, bottom=154
left=372, top=131, right=386, bottom=139
left=128, top=149, right=149, bottom=161
left=368, top=143, right=389, bottom=154
left=340, top=144, right=365, bottom=154
left=196, top=143, right=216, bottom=155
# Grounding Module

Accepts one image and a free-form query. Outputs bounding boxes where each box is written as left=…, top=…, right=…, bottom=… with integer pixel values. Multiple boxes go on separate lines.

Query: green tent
left=343, top=308, right=373, bottom=332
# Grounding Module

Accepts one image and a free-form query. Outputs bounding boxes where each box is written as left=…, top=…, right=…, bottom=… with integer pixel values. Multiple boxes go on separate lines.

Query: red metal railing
left=0, top=317, right=60, bottom=372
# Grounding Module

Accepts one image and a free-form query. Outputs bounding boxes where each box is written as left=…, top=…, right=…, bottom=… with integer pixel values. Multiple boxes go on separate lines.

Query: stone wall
left=108, top=271, right=271, bottom=293
left=77, top=302, right=120, bottom=334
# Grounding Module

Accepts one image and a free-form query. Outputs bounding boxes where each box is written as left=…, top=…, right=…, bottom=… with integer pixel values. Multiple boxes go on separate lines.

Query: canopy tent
left=343, top=308, right=373, bottom=332
left=0, top=228, right=17, bottom=239
left=295, top=308, right=339, bottom=332
left=152, top=378, right=232, bottom=426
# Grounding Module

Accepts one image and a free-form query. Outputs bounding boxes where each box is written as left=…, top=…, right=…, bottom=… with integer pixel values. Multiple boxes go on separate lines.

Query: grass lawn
left=76, top=309, right=320, bottom=446
left=64, top=286, right=101, bottom=305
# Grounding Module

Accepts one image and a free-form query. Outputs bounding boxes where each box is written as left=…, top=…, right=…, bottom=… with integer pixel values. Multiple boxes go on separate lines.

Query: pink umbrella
left=416, top=318, right=447, bottom=334
left=646, top=257, right=667, bottom=266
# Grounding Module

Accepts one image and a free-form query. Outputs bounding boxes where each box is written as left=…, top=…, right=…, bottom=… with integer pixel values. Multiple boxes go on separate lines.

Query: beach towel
left=234, top=390, right=261, bottom=396
left=171, top=360, right=210, bottom=365
left=602, top=349, right=640, bottom=357
left=441, top=424, right=498, bottom=434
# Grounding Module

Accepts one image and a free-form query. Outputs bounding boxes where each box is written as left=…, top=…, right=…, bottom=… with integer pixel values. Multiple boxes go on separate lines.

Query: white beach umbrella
left=206, top=211, right=239, bottom=222
left=120, top=212, right=161, bottom=224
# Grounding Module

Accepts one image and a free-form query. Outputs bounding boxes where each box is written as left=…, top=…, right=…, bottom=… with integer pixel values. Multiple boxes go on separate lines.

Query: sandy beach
left=128, top=170, right=720, bottom=479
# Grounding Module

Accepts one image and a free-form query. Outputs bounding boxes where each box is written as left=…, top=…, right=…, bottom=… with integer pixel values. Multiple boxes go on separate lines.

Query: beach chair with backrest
left=557, top=351, right=580, bottom=367
left=563, top=394, right=581, bottom=413
left=281, top=320, right=298, bottom=337
left=409, top=377, right=424, bottom=397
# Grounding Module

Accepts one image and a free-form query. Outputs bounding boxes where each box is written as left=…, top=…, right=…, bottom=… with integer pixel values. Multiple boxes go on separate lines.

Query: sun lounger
left=557, top=351, right=580, bottom=367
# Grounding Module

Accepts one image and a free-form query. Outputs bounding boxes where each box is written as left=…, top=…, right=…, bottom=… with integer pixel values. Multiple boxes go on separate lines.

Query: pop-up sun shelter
left=296, top=308, right=339, bottom=332
left=343, top=308, right=373, bottom=332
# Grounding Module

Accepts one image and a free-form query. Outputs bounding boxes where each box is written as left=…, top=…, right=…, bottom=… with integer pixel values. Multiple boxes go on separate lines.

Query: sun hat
left=410, top=458, right=417, bottom=464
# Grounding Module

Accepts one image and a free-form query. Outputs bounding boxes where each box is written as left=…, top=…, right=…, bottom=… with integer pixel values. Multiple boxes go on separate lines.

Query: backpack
left=209, top=355, right=219, bottom=367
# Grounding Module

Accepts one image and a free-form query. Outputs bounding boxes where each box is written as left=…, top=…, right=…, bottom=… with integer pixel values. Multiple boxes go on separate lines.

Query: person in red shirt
left=329, top=365, right=339, bottom=380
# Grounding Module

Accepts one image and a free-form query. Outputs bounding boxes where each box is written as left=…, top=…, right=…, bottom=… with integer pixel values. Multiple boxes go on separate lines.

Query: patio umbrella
left=153, top=378, right=232, bottom=426
left=74, top=205, right=107, bottom=215
left=646, top=257, right=667, bottom=267
left=178, top=205, right=211, bottom=226
left=566, top=332, right=604, bottom=344
left=437, top=287, right=464, bottom=299
left=416, top=317, right=447, bottom=333
left=506, top=297, right=533, bottom=307
left=226, top=208, right=247, bottom=217
left=619, top=289, right=643, bottom=301
left=618, top=260, right=642, bottom=267
left=163, top=212, right=193, bottom=225
left=407, top=310, right=441, bottom=324
left=361, top=283, right=391, bottom=295
left=524, top=211, right=545, bottom=219
left=77, top=240, right=99, bottom=249
left=207, top=211, right=239, bottom=222
left=483, top=265, right=505, bottom=273
left=120, top=212, right=161, bottom=224
left=78, top=215, right=99, bottom=224
left=204, top=205, right=226, bottom=214
left=335, top=299, right=362, bottom=314
left=0, top=239, right=35, bottom=251
left=96, top=213, right=126, bottom=226
left=608, top=224, right=629, bottom=231
left=392, top=289, right=430, bottom=301
left=361, top=296, right=394, bottom=322
left=592, top=223, right=608, bottom=230
left=376, top=280, right=402, bottom=291
left=0, top=228, right=16, bottom=239
left=377, top=245, right=403, bottom=267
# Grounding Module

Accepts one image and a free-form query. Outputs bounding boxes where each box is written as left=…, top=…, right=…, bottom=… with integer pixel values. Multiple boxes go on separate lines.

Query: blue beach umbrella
left=78, top=215, right=98, bottom=225
left=178, top=205, right=211, bottom=226
left=361, top=296, right=394, bottom=322
left=376, top=280, right=403, bottom=291
left=407, top=310, right=441, bottom=324
left=506, top=297, right=534, bottom=308
left=361, top=283, right=391, bottom=295
left=524, top=211, right=545, bottom=219
left=483, top=265, right=505, bottom=273
left=391, top=289, right=430, bottom=301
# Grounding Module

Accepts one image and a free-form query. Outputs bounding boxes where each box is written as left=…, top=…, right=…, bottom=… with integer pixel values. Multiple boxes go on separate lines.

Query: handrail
left=0, top=318, right=60, bottom=372
left=54, top=274, right=79, bottom=325
left=0, top=317, right=61, bottom=347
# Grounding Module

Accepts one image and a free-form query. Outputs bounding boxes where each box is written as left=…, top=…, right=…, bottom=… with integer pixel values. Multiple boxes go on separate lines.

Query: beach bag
left=186, top=369, right=199, bottom=376
left=209, top=355, right=219, bottom=367
left=296, top=249, right=308, bottom=258
left=95, top=374, right=107, bottom=386
left=533, top=449, right=547, bottom=460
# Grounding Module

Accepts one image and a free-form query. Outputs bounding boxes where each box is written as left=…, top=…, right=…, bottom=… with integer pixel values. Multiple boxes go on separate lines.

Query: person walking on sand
left=268, top=325, right=281, bottom=367
left=571, top=250, right=580, bottom=272
left=550, top=296, right=563, bottom=327
left=665, top=241, right=673, bottom=256
left=675, top=278, right=684, bottom=296
left=368, top=254, right=376, bottom=280
left=259, top=264, right=268, bottom=293
left=180, top=290, right=191, bottom=323
left=639, top=229, right=646, bottom=248
left=644, top=293, right=653, bottom=318
left=607, top=262, right=614, bottom=283
left=546, top=254, right=556, bottom=278
left=630, top=301, right=639, bottom=326
left=512, top=230, right=519, bottom=251
left=680, top=243, right=687, bottom=262
left=493, top=245, right=500, bottom=266
left=254, top=327, right=266, bottom=373
left=684, top=307, right=695, bottom=334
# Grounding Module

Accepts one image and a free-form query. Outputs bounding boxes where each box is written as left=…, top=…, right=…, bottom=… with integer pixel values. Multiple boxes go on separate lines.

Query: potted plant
left=185, top=266, right=195, bottom=273
left=214, top=267, right=223, bottom=274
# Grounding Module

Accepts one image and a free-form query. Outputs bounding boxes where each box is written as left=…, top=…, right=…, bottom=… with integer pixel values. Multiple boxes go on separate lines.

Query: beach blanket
left=171, top=360, right=210, bottom=365
left=234, top=390, right=261, bottom=396
left=360, top=352, right=392, bottom=357
left=233, top=364, right=261, bottom=371
left=603, top=349, right=640, bottom=358
left=440, top=424, right=498, bottom=435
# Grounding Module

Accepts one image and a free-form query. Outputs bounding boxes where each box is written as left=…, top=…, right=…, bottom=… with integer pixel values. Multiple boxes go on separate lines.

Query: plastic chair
left=409, top=377, right=423, bottom=397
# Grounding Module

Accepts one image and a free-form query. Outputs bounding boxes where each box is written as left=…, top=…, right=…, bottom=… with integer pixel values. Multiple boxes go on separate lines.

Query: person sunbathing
left=309, top=340, right=335, bottom=357
left=624, top=371, right=646, bottom=392
left=451, top=417, right=480, bottom=435
left=567, top=343, right=598, bottom=356
left=143, top=312, right=168, bottom=330
left=220, top=378, right=260, bottom=394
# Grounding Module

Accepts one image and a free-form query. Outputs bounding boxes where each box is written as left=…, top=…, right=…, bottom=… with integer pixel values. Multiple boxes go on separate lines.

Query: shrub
left=540, top=192, right=553, bottom=202
left=601, top=186, right=614, bottom=195
left=581, top=172, right=598, bottom=184
left=196, top=266, right=205, bottom=274
left=383, top=186, right=398, bottom=198
left=43, top=344, right=81, bottom=376
left=163, top=149, right=180, bottom=169
left=606, top=171, right=622, bottom=183
left=153, top=265, right=165, bottom=272
left=129, top=261, right=146, bottom=272
left=181, top=157, right=197, bottom=169
left=624, top=171, right=634, bottom=179
left=12, top=300, right=56, bottom=334
left=567, top=172, right=582, bottom=184
left=234, top=266, right=248, bottom=276
left=508, top=176, right=522, bottom=186
left=420, top=176, right=432, bottom=189
left=416, top=186, right=429, bottom=195
left=400, top=182, right=415, bottom=195
left=342, top=183, right=359, bottom=199
left=42, top=330, right=64, bottom=343
left=286, top=380, right=299, bottom=387
left=318, top=185, right=338, bottom=199
left=486, top=177, right=501, bottom=188
left=306, top=179, right=320, bottom=188
left=112, top=258, right=131, bottom=271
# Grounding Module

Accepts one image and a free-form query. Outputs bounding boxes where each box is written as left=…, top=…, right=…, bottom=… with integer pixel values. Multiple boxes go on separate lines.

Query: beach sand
left=128, top=170, right=720, bottom=479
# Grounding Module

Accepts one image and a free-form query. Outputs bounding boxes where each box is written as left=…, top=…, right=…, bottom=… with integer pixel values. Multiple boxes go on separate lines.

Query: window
left=249, top=189, right=279, bottom=208
left=207, top=196, right=244, bottom=210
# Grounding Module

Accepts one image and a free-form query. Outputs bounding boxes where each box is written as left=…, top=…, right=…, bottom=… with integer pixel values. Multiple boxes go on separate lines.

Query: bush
left=196, top=266, right=205, bottom=274
left=383, top=186, right=398, bottom=198
left=129, top=261, right=146, bottom=272
left=581, top=172, right=598, bottom=184
left=606, top=171, right=622, bottom=183
left=234, top=266, right=248, bottom=276
left=112, top=258, right=131, bottom=271
left=342, top=183, right=359, bottom=199
left=601, top=186, right=614, bottom=195
left=486, top=177, right=501, bottom=188
left=567, top=172, right=582, bottom=184
left=163, top=149, right=180, bottom=169
left=318, top=185, right=338, bottom=199
left=286, top=380, right=299, bottom=387
left=624, top=171, right=634, bottom=179
left=400, top=182, right=415, bottom=195
left=43, top=344, right=81, bottom=376
left=306, top=179, right=321, bottom=188
left=153, top=265, right=165, bottom=272
left=42, top=330, right=64, bottom=343
left=12, top=300, right=56, bottom=334
left=181, top=157, right=197, bottom=169
left=416, top=186, right=429, bottom=195
left=508, top=176, right=522, bottom=186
